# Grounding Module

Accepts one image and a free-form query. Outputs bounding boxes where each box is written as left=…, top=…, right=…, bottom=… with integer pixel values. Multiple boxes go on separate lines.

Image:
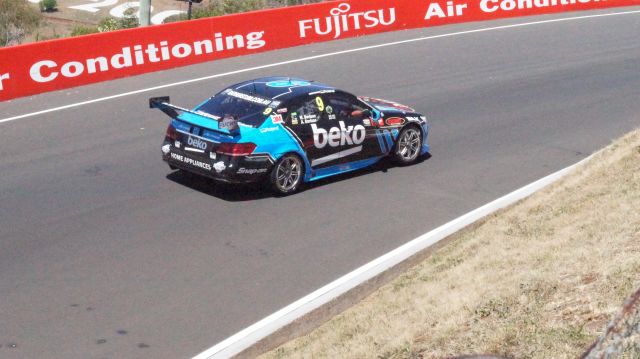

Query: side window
left=286, top=96, right=323, bottom=126
left=326, top=93, right=367, bottom=121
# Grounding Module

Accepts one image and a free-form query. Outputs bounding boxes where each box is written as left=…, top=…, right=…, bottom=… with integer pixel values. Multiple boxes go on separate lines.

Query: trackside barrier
left=0, top=0, right=638, bottom=101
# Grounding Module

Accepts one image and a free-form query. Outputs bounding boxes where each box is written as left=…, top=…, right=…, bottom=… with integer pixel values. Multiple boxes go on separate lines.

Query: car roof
left=225, top=77, right=339, bottom=103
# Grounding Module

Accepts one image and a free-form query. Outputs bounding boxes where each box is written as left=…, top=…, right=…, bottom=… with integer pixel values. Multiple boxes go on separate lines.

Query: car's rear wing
left=149, top=96, right=239, bottom=135
left=149, top=96, right=220, bottom=121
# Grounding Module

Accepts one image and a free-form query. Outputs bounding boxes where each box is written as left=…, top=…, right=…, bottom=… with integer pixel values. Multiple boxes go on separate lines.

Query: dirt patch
left=21, top=0, right=327, bottom=43
left=24, top=0, right=194, bottom=42
left=260, top=128, right=640, bottom=359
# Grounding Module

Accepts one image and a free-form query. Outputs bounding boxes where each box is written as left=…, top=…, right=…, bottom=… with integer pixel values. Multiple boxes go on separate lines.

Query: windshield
left=196, top=89, right=273, bottom=127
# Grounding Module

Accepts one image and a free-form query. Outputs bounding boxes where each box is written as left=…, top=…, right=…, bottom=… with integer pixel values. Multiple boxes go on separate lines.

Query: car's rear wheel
left=394, top=126, right=422, bottom=165
left=270, top=154, right=304, bottom=195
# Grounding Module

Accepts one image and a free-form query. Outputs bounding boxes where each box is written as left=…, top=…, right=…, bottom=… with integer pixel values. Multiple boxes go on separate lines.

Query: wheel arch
left=273, top=150, right=310, bottom=183
left=392, top=122, right=422, bottom=150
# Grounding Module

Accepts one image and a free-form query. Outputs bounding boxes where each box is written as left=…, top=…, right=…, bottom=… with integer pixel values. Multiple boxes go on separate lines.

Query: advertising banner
left=0, top=0, right=637, bottom=101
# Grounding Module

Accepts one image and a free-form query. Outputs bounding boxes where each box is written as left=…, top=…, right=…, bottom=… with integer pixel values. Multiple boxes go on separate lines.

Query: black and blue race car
left=151, top=77, right=429, bottom=195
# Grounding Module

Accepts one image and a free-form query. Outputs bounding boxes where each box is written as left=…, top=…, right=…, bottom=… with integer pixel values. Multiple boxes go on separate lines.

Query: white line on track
left=1, top=8, right=639, bottom=125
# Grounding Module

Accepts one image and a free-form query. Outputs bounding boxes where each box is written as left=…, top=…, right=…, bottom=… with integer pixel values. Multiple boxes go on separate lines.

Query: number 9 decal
left=315, top=96, right=325, bottom=112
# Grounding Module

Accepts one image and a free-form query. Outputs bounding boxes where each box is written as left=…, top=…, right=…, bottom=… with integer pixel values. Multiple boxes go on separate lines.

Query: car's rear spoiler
left=149, top=96, right=219, bottom=122
left=149, top=96, right=239, bottom=135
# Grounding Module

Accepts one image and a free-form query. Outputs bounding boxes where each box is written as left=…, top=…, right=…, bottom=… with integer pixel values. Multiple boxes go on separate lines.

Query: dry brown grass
left=260, top=129, right=640, bottom=359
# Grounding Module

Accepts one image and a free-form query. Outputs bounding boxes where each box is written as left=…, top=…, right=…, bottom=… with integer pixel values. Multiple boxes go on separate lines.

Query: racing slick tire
left=270, top=154, right=304, bottom=195
left=393, top=125, right=422, bottom=165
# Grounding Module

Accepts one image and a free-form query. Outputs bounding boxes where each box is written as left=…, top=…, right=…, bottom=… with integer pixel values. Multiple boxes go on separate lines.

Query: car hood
left=358, top=96, right=416, bottom=114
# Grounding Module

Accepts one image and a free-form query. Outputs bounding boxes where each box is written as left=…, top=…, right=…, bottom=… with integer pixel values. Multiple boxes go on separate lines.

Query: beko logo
left=298, top=3, right=396, bottom=39
left=187, top=136, right=207, bottom=150
left=311, top=121, right=366, bottom=149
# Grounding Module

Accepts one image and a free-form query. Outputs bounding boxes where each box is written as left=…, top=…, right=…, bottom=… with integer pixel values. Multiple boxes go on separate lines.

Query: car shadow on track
left=166, top=153, right=432, bottom=202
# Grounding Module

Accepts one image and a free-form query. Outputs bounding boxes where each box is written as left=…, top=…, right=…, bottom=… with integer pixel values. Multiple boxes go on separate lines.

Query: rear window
left=197, top=89, right=274, bottom=126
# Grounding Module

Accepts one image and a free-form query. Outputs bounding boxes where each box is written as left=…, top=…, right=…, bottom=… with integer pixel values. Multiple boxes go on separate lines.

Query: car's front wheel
left=270, top=154, right=304, bottom=195
left=394, top=126, right=422, bottom=165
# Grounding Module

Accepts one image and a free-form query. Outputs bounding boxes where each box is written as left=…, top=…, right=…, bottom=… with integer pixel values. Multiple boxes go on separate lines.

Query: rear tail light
left=165, top=124, right=178, bottom=141
left=216, top=142, right=257, bottom=156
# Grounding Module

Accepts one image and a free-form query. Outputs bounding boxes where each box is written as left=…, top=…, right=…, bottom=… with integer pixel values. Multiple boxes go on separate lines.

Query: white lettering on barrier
left=8, top=0, right=623, bottom=100
left=299, top=3, right=396, bottom=39
left=425, top=1, right=468, bottom=19
left=61, top=62, right=84, bottom=77
left=27, top=32, right=266, bottom=83
left=480, top=0, right=605, bottom=13
left=30, top=60, right=58, bottom=83
left=0, top=73, right=9, bottom=90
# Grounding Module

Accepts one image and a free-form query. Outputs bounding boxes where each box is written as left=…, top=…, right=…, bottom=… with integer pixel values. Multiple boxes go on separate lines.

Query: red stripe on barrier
left=0, top=0, right=638, bottom=102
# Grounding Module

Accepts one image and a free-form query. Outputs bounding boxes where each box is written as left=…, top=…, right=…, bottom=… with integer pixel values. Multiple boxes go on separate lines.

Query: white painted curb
left=192, top=155, right=592, bottom=359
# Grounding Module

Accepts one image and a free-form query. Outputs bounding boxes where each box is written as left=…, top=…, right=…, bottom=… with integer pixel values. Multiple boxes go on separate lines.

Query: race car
left=151, top=77, right=429, bottom=195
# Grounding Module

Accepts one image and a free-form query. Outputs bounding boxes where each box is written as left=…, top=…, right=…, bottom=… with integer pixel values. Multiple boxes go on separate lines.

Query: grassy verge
left=261, top=129, right=640, bottom=359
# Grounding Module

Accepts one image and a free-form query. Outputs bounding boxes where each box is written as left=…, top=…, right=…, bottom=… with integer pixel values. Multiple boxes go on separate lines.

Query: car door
left=324, top=92, right=380, bottom=164
left=282, top=95, right=337, bottom=169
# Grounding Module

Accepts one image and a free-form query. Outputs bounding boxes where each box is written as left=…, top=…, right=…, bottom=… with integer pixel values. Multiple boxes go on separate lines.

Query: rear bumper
left=161, top=142, right=273, bottom=184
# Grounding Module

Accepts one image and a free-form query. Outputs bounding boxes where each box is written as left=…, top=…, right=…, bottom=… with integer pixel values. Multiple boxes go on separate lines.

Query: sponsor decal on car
left=266, top=80, right=311, bottom=88
left=219, top=116, right=239, bottom=131
left=301, top=114, right=318, bottom=124
left=385, top=117, right=405, bottom=126
left=315, top=96, right=325, bottom=112
left=237, top=168, right=268, bottom=175
left=170, top=152, right=213, bottom=171
left=311, top=121, right=366, bottom=148
left=225, top=89, right=272, bottom=105
left=277, top=108, right=288, bottom=114
left=187, top=136, right=207, bottom=150
left=270, top=114, right=284, bottom=124
left=213, top=161, right=226, bottom=173
left=298, top=3, right=396, bottom=39
left=260, top=126, right=280, bottom=133
left=309, top=89, right=336, bottom=95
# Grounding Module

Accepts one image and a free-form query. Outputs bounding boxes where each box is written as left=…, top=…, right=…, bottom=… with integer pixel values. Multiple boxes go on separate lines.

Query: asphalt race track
left=1, top=8, right=639, bottom=359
